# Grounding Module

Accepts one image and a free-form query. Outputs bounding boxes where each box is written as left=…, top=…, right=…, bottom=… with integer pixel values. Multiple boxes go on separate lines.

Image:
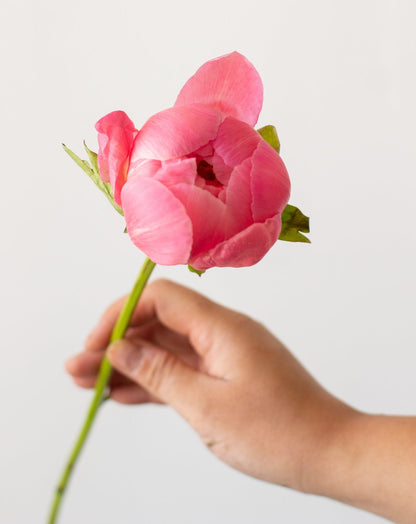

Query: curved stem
left=47, top=258, right=156, bottom=524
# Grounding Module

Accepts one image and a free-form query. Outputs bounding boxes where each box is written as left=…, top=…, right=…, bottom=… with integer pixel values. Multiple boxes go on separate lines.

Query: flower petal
left=212, top=117, right=261, bottom=184
left=121, top=175, right=192, bottom=265
left=210, top=152, right=233, bottom=185
left=175, top=51, right=263, bottom=126
left=223, top=158, right=253, bottom=238
left=154, top=158, right=197, bottom=187
left=250, top=141, right=291, bottom=222
left=130, top=159, right=162, bottom=178
left=169, top=183, right=226, bottom=257
left=128, top=157, right=197, bottom=187
left=95, top=111, right=138, bottom=205
left=190, top=217, right=281, bottom=270
left=130, top=104, right=223, bottom=163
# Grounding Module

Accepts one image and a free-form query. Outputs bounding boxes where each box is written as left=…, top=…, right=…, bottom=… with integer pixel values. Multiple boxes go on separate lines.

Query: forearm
left=306, top=410, right=416, bottom=522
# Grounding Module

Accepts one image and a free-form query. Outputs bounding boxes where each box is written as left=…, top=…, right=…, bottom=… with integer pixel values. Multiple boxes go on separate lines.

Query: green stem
left=47, top=258, right=156, bottom=524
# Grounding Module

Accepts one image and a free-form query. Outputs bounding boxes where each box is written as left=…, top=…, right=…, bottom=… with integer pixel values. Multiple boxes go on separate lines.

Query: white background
left=1, top=1, right=415, bottom=522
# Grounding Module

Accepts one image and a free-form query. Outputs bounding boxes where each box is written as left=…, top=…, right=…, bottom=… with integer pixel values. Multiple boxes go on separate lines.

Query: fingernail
left=108, top=340, right=143, bottom=373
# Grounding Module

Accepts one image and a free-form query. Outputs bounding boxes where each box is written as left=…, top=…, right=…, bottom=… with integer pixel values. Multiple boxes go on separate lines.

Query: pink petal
left=223, top=158, right=253, bottom=238
left=175, top=52, right=263, bottom=126
left=210, top=152, right=233, bottom=185
left=129, top=159, right=162, bottom=178
left=128, top=157, right=197, bottom=187
left=250, top=141, right=291, bottom=222
left=95, top=111, right=138, bottom=205
left=193, top=177, right=224, bottom=199
left=130, top=104, right=223, bottom=162
left=154, top=158, right=197, bottom=187
left=190, top=217, right=281, bottom=270
left=121, top=175, right=192, bottom=265
left=169, top=183, right=226, bottom=257
left=192, top=143, right=214, bottom=158
left=212, top=117, right=261, bottom=183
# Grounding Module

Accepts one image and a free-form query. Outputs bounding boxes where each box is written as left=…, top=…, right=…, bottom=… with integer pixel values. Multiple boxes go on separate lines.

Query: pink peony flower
left=96, top=52, right=291, bottom=270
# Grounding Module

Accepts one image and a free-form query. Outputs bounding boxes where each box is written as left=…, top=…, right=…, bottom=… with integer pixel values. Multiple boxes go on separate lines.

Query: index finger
left=85, top=278, right=242, bottom=357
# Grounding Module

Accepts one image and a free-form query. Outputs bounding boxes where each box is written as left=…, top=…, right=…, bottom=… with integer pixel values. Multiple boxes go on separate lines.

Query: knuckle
left=225, top=310, right=253, bottom=334
left=147, top=278, right=173, bottom=293
left=139, top=349, right=177, bottom=393
left=230, top=310, right=250, bottom=326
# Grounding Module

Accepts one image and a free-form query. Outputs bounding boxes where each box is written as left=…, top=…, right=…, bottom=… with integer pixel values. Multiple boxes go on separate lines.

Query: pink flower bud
left=96, top=52, right=291, bottom=270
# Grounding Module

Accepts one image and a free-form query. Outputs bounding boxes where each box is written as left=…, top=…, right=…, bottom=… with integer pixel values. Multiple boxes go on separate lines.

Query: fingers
left=109, top=384, right=162, bottom=405
left=66, top=351, right=104, bottom=377
left=135, top=279, right=241, bottom=356
left=66, top=351, right=159, bottom=405
left=69, top=321, right=201, bottom=386
left=72, top=376, right=157, bottom=405
left=87, top=278, right=245, bottom=358
left=75, top=278, right=251, bottom=412
left=70, top=365, right=130, bottom=388
left=66, top=351, right=132, bottom=389
left=84, top=296, right=127, bottom=352
left=107, top=338, right=220, bottom=421
left=85, top=308, right=154, bottom=352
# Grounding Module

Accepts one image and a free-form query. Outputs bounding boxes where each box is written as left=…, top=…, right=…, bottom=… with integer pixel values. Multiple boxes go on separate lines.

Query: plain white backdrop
left=1, top=0, right=415, bottom=522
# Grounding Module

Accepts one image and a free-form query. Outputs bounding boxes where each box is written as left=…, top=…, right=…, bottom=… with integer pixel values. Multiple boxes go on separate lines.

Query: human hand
left=66, top=279, right=353, bottom=492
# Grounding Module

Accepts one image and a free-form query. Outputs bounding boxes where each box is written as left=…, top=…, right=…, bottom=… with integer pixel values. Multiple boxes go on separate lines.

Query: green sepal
left=188, top=265, right=205, bottom=277
left=279, top=204, right=311, bottom=243
left=257, top=125, right=280, bottom=153
left=83, top=141, right=100, bottom=176
left=62, top=143, right=124, bottom=216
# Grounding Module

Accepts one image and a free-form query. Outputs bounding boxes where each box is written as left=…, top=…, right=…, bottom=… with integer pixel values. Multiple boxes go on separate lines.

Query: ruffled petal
left=250, top=140, right=291, bottom=222
left=168, top=183, right=226, bottom=257
left=190, top=217, right=281, bottom=270
left=212, top=117, right=261, bottom=183
left=95, top=111, right=138, bottom=205
left=155, top=158, right=197, bottom=187
left=130, top=104, right=223, bottom=163
left=223, top=158, right=253, bottom=238
left=121, top=175, right=192, bottom=265
left=175, top=51, right=263, bottom=126
left=129, top=157, right=197, bottom=187
left=210, top=152, right=233, bottom=185
left=129, top=159, right=161, bottom=178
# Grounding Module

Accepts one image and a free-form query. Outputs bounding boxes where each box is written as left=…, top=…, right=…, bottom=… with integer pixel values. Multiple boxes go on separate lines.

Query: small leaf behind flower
left=62, top=143, right=124, bottom=216
left=188, top=265, right=205, bottom=277
left=83, top=141, right=100, bottom=175
left=62, top=143, right=94, bottom=176
left=279, top=204, right=311, bottom=243
left=257, top=125, right=280, bottom=153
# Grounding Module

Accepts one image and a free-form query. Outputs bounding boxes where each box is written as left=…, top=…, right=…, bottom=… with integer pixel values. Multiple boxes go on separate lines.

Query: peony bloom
left=96, top=52, right=290, bottom=270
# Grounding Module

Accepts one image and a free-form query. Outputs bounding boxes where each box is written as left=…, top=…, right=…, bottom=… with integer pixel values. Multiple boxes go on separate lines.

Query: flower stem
left=47, top=258, right=156, bottom=524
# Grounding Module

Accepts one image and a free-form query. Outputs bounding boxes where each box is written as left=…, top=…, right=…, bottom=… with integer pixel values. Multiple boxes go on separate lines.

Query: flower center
left=197, top=160, right=216, bottom=181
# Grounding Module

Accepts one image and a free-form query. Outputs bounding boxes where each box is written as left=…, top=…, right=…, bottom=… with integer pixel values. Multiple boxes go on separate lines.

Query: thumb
left=107, top=339, right=215, bottom=419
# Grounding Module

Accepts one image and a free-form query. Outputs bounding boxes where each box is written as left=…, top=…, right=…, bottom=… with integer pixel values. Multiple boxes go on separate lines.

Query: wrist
left=295, top=394, right=361, bottom=495
left=301, top=409, right=416, bottom=522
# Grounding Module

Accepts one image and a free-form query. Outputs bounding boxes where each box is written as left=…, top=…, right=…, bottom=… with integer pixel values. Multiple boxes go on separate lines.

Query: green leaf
left=188, top=265, right=205, bottom=277
left=62, top=143, right=124, bottom=216
left=279, top=204, right=311, bottom=243
left=62, top=143, right=95, bottom=176
left=257, top=125, right=280, bottom=153
left=83, top=141, right=100, bottom=175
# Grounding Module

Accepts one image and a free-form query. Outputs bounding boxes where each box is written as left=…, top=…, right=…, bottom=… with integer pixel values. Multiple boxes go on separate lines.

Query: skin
left=66, top=279, right=416, bottom=522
